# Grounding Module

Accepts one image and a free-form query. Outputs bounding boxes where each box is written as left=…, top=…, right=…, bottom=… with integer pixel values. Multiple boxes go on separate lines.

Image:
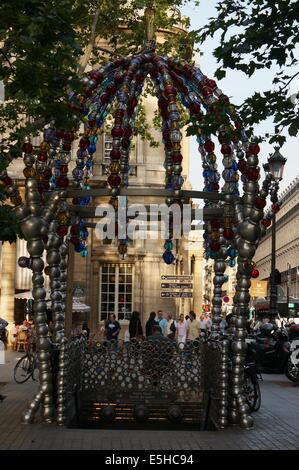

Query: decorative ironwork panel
left=82, top=339, right=202, bottom=404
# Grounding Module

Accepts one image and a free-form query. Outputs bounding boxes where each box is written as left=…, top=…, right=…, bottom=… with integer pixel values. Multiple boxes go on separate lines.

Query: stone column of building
left=192, top=253, right=203, bottom=314
left=0, top=242, right=17, bottom=335
left=90, top=260, right=100, bottom=333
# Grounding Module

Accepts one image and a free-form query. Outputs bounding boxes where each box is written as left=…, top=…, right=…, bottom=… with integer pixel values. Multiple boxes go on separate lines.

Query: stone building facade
left=255, top=176, right=299, bottom=299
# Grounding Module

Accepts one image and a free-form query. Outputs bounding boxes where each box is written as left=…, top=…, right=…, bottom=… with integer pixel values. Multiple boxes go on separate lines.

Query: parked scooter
left=247, top=323, right=290, bottom=374
left=285, top=324, right=299, bottom=382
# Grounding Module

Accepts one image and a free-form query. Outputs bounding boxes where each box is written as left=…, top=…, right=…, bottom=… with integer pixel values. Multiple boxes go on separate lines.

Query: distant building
left=255, top=176, right=299, bottom=300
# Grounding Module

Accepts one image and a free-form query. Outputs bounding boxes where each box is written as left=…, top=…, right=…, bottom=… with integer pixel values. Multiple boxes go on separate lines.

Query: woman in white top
left=176, top=313, right=188, bottom=347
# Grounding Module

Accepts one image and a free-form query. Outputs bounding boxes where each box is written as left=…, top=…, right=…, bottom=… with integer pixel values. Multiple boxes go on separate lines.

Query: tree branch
left=280, top=71, right=299, bottom=91
left=77, top=7, right=101, bottom=75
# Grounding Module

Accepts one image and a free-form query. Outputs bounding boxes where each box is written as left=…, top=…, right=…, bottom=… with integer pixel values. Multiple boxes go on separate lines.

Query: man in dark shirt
left=106, top=313, right=121, bottom=341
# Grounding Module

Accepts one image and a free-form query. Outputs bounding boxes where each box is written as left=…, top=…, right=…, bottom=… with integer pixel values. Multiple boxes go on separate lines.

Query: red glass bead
left=223, top=228, right=234, bottom=239
left=110, top=149, right=121, bottom=160
left=211, top=220, right=220, bottom=229
left=207, top=79, right=217, bottom=90
left=37, top=153, right=47, bottom=162
left=114, top=74, right=124, bottom=85
left=63, top=142, right=72, bottom=151
left=108, top=174, right=121, bottom=187
left=246, top=168, right=260, bottom=181
left=44, top=266, right=50, bottom=276
left=57, top=176, right=69, bottom=188
left=89, top=70, right=103, bottom=83
left=210, top=241, right=221, bottom=252
left=261, top=219, right=271, bottom=228
left=64, top=132, right=75, bottom=142
left=234, top=121, right=243, bottom=129
left=272, top=204, right=280, bottom=214
left=158, top=98, right=168, bottom=111
left=130, top=97, right=138, bottom=109
left=71, top=225, right=80, bottom=236
left=204, top=140, right=215, bottom=153
left=165, top=141, right=173, bottom=150
left=189, top=103, right=201, bottom=115
left=115, top=110, right=125, bottom=118
left=60, top=165, right=68, bottom=174
left=3, top=176, right=12, bottom=186
left=70, top=237, right=80, bottom=246
left=79, top=138, right=90, bottom=150
left=111, top=127, right=123, bottom=138
left=56, top=225, right=68, bottom=237
left=55, top=130, right=65, bottom=139
left=212, top=183, right=219, bottom=191
left=122, top=138, right=130, bottom=149
left=201, top=86, right=213, bottom=97
left=72, top=197, right=80, bottom=205
left=238, top=160, right=247, bottom=173
left=221, top=144, right=232, bottom=155
left=164, top=85, right=177, bottom=97
left=254, top=197, right=266, bottom=209
left=251, top=268, right=259, bottom=279
left=100, top=93, right=109, bottom=104
left=106, top=84, right=116, bottom=95
left=249, top=144, right=260, bottom=155
left=83, top=87, right=92, bottom=97
left=42, top=235, right=48, bottom=244
left=123, top=127, right=133, bottom=138
left=172, top=153, right=183, bottom=163
left=22, top=142, right=33, bottom=153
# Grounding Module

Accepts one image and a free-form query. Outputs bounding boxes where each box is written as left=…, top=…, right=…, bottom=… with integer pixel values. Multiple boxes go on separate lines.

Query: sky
left=180, top=1, right=299, bottom=200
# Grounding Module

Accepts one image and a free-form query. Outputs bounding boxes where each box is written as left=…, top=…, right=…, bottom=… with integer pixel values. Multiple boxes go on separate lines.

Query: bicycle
left=14, top=338, right=39, bottom=384
left=244, top=361, right=262, bottom=412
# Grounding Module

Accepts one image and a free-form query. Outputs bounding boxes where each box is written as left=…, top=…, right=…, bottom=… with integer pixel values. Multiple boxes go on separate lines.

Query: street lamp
left=266, top=148, right=287, bottom=322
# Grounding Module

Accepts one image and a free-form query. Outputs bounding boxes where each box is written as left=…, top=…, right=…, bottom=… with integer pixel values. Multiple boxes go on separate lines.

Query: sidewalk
left=0, top=350, right=299, bottom=450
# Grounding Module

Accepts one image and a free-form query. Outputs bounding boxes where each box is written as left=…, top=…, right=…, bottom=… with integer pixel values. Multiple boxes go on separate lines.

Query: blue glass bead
left=80, top=248, right=88, bottom=257
left=229, top=258, right=236, bottom=268
left=223, top=274, right=229, bottom=283
left=163, top=251, right=175, bottom=265
left=164, top=240, right=174, bottom=251
left=232, top=161, right=238, bottom=171
left=88, top=144, right=96, bottom=154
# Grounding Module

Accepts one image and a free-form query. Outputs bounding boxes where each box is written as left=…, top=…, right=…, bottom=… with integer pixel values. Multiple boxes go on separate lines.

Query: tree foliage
left=199, top=0, right=299, bottom=146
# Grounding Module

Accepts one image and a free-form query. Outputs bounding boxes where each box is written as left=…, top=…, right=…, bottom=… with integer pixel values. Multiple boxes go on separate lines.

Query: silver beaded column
left=46, top=219, right=64, bottom=344
left=211, top=251, right=226, bottom=334
left=59, top=241, right=69, bottom=337
left=56, top=336, right=68, bottom=425
left=218, top=338, right=229, bottom=428
left=21, top=391, right=44, bottom=424
left=21, top=178, right=55, bottom=422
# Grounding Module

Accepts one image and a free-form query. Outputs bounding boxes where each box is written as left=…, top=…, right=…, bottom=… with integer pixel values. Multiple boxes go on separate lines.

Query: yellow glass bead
left=223, top=217, right=233, bottom=226
left=207, top=153, right=216, bottom=164
left=40, top=142, right=50, bottom=151
left=211, top=231, right=220, bottom=240
left=234, top=173, right=239, bottom=181
left=11, top=194, right=22, bottom=206
left=245, top=260, right=256, bottom=271
left=57, top=213, right=69, bottom=225
left=36, top=174, right=44, bottom=181
left=109, top=163, right=121, bottom=173
left=23, top=167, right=36, bottom=178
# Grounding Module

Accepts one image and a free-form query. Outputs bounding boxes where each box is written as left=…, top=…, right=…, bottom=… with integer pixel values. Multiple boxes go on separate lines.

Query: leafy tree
left=199, top=0, right=299, bottom=146
left=0, top=0, right=199, bottom=241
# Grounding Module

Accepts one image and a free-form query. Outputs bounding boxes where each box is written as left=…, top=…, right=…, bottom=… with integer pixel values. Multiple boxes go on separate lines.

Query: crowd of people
left=94, top=309, right=216, bottom=346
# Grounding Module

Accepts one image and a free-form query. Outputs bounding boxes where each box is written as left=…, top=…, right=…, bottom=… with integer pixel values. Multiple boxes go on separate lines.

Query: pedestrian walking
left=129, top=311, right=143, bottom=341
left=176, top=313, right=188, bottom=347
left=165, top=313, right=176, bottom=340
left=187, top=311, right=201, bottom=342
left=106, top=313, right=121, bottom=342
left=157, top=310, right=168, bottom=336
left=145, top=312, right=159, bottom=337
